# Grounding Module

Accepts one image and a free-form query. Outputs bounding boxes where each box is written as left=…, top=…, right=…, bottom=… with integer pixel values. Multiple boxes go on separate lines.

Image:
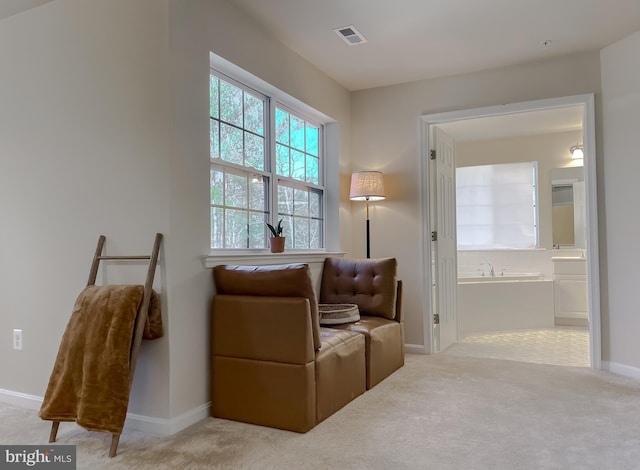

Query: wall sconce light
left=570, top=145, right=584, bottom=160
left=350, top=171, right=386, bottom=258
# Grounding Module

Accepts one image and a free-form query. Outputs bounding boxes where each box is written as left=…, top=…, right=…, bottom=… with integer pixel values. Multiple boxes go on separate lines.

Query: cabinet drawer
left=553, top=260, right=586, bottom=275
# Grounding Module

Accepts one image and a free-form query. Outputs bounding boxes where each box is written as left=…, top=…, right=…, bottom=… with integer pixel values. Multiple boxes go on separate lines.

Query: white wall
left=601, top=30, right=640, bottom=370
left=351, top=51, right=602, bottom=348
left=0, top=0, right=352, bottom=427
left=0, top=0, right=172, bottom=418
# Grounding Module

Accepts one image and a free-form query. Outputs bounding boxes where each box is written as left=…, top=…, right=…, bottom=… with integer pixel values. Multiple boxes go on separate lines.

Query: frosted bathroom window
left=456, top=161, right=539, bottom=250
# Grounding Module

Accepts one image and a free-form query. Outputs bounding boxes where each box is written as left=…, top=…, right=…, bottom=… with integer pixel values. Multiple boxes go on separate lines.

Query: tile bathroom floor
left=441, top=327, right=590, bottom=367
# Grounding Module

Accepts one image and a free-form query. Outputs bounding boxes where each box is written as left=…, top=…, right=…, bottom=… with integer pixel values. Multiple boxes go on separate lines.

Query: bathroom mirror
left=551, top=167, right=586, bottom=249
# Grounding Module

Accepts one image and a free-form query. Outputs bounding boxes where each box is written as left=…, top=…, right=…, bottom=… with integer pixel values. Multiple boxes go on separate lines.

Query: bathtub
left=457, top=272, right=554, bottom=336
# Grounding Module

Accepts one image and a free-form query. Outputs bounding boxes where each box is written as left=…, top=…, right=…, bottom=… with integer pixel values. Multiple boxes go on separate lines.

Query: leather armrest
left=212, top=295, right=315, bottom=365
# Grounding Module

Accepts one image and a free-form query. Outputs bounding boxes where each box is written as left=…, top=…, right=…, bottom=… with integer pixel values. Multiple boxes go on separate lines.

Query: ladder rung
left=97, top=255, right=151, bottom=260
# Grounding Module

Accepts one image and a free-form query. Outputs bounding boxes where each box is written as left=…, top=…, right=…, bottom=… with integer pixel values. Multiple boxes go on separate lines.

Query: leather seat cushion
left=331, top=316, right=404, bottom=388
left=315, top=328, right=366, bottom=423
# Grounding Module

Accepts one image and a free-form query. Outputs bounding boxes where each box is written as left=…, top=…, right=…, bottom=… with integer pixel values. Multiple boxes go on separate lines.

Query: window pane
left=294, top=189, right=309, bottom=216
left=210, top=119, right=219, bottom=159
left=457, top=185, right=493, bottom=205
left=310, top=219, right=321, bottom=249
left=276, top=144, right=290, bottom=177
left=220, top=123, right=243, bottom=165
left=278, top=185, right=293, bottom=215
left=306, top=155, right=318, bottom=184
left=244, top=93, right=264, bottom=135
left=211, top=207, right=223, bottom=249
left=225, top=209, right=248, bottom=248
left=245, top=132, right=265, bottom=170
left=291, top=150, right=305, bottom=181
left=305, top=125, right=318, bottom=156
left=249, top=212, right=266, bottom=248
left=281, top=216, right=293, bottom=248
left=294, top=217, right=309, bottom=248
left=275, top=108, right=289, bottom=144
left=210, top=168, right=223, bottom=205
left=220, top=81, right=242, bottom=127
left=225, top=173, right=247, bottom=209
left=310, top=190, right=321, bottom=218
left=249, top=175, right=266, bottom=211
left=209, top=75, right=219, bottom=119
left=290, top=115, right=305, bottom=151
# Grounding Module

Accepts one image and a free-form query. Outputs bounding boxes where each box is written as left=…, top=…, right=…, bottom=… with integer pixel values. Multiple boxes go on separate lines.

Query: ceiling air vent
left=333, top=25, right=367, bottom=46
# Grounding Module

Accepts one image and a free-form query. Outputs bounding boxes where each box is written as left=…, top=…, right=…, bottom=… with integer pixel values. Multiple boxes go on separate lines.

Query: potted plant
left=266, top=219, right=285, bottom=253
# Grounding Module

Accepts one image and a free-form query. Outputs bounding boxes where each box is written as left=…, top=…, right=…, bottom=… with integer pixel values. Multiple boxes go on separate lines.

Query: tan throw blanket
left=39, top=285, right=163, bottom=434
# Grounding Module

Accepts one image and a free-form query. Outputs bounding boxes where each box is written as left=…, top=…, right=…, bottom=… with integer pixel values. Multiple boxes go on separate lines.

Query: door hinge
left=430, top=149, right=436, bottom=160
left=431, top=231, right=438, bottom=241
left=433, top=313, right=440, bottom=325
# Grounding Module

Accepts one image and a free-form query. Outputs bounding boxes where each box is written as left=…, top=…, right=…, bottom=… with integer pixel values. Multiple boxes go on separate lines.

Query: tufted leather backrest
left=319, top=257, right=398, bottom=320
left=213, top=263, right=321, bottom=351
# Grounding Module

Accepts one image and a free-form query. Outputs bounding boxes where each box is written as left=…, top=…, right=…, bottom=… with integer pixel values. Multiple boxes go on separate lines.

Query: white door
left=433, top=126, right=458, bottom=351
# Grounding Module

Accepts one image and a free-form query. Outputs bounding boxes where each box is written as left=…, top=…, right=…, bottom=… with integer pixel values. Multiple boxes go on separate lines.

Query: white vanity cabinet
left=552, top=257, right=588, bottom=323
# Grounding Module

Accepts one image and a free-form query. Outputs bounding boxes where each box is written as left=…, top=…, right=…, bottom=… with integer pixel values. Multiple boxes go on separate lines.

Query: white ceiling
left=229, top=0, right=640, bottom=91
left=229, top=0, right=637, bottom=139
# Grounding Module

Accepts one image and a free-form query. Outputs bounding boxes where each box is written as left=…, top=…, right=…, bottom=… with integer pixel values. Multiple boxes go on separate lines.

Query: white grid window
left=210, top=71, right=324, bottom=250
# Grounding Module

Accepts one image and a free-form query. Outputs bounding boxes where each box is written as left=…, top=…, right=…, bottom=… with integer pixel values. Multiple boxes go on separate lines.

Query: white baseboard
left=0, top=388, right=43, bottom=410
left=602, top=361, right=640, bottom=381
left=405, top=343, right=428, bottom=354
left=0, top=388, right=210, bottom=436
left=125, top=402, right=210, bottom=436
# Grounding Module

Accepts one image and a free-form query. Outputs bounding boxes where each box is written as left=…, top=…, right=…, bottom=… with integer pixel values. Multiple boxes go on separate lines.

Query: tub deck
left=458, top=272, right=543, bottom=283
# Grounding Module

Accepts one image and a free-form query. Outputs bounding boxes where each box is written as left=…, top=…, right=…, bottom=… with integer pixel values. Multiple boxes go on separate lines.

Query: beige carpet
left=2, top=353, right=640, bottom=469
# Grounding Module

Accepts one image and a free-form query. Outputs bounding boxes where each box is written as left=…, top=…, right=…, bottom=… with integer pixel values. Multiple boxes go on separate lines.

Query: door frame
left=418, top=94, right=601, bottom=370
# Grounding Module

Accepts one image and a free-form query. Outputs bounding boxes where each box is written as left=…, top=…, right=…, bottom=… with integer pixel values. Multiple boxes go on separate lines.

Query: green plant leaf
left=266, top=218, right=284, bottom=237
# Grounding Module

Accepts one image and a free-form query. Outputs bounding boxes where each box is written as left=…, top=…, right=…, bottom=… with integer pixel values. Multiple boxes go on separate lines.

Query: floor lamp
left=350, top=171, right=386, bottom=258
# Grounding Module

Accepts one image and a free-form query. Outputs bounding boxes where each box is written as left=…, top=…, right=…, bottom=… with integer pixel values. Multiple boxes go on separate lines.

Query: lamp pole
left=365, top=197, right=371, bottom=258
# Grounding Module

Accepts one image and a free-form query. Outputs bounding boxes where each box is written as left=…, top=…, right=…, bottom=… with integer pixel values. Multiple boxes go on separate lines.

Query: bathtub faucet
left=481, top=261, right=495, bottom=277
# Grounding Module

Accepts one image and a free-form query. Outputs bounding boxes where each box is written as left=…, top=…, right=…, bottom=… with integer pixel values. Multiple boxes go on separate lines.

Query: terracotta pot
left=269, top=237, right=285, bottom=253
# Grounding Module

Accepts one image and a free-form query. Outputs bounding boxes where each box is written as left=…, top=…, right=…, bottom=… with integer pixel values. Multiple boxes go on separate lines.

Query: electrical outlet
left=13, top=329, right=22, bottom=350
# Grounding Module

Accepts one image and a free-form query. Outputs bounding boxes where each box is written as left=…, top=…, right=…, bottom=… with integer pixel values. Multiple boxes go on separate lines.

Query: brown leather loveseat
left=210, top=263, right=366, bottom=433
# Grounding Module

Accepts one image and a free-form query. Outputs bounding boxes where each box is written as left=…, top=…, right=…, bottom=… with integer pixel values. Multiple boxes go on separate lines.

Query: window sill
left=202, top=251, right=346, bottom=268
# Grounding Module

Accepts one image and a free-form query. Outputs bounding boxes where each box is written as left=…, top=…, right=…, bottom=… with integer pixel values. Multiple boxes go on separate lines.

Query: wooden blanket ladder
left=48, top=232, right=163, bottom=457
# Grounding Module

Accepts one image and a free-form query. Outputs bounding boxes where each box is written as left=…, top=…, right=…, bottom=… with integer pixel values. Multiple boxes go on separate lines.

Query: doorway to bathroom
left=419, top=94, right=600, bottom=369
